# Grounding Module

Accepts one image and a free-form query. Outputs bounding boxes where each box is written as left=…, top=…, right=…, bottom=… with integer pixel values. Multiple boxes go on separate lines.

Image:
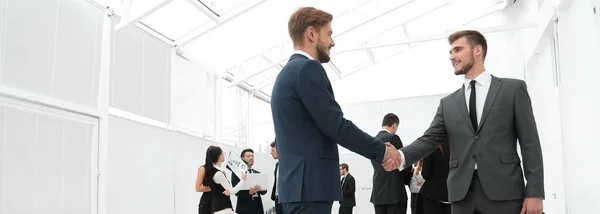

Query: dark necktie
left=469, top=80, right=478, bottom=132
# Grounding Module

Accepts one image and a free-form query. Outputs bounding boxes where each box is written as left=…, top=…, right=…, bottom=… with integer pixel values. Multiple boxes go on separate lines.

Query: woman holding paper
left=204, top=146, right=247, bottom=214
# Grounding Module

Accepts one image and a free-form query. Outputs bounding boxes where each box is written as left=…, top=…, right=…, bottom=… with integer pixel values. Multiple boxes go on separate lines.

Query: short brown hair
left=340, top=163, right=349, bottom=171
left=382, top=113, right=399, bottom=127
left=270, top=141, right=276, bottom=148
left=448, top=30, right=488, bottom=60
left=288, top=7, right=333, bottom=46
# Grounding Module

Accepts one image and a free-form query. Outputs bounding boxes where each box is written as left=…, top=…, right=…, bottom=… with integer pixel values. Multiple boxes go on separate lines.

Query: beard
left=316, top=39, right=330, bottom=63
left=454, top=53, right=475, bottom=75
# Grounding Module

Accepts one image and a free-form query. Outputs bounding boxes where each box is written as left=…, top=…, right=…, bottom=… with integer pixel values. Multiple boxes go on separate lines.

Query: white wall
left=170, top=54, right=218, bottom=139
left=107, top=115, right=277, bottom=214
left=525, top=32, right=567, bottom=213
left=554, top=0, right=600, bottom=213
left=0, top=96, right=99, bottom=214
left=523, top=0, right=600, bottom=213
left=111, top=24, right=171, bottom=123
left=0, top=1, right=103, bottom=214
left=0, top=0, right=104, bottom=109
left=0, top=1, right=276, bottom=214
left=341, top=94, right=447, bottom=150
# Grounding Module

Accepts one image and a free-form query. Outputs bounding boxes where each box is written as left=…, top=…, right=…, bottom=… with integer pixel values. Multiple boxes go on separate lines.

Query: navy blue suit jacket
left=270, top=53, right=387, bottom=204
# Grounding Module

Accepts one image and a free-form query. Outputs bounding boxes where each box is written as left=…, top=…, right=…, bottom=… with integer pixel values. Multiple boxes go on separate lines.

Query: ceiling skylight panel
left=261, top=42, right=293, bottom=64
left=258, top=82, right=274, bottom=96
left=141, top=0, right=212, bottom=40
left=202, top=0, right=253, bottom=16
left=323, top=62, right=342, bottom=81
left=404, top=3, right=454, bottom=38
left=129, top=0, right=168, bottom=17
left=245, top=67, right=280, bottom=86
left=236, top=55, right=263, bottom=77
left=369, top=45, right=411, bottom=61
left=331, top=51, right=373, bottom=73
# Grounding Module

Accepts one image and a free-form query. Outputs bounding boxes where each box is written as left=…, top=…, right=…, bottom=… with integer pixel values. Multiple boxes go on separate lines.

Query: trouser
left=281, top=201, right=333, bottom=214
left=451, top=171, right=523, bottom=214
left=374, top=201, right=407, bottom=214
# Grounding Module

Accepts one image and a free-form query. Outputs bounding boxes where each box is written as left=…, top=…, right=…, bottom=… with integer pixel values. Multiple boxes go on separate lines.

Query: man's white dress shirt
left=398, top=71, right=492, bottom=170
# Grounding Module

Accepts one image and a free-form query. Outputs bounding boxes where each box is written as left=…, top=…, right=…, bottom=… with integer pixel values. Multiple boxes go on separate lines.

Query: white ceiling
left=96, top=0, right=524, bottom=103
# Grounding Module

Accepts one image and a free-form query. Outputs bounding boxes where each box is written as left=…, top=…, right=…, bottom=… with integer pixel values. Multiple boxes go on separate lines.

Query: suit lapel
left=458, top=86, right=475, bottom=133
left=478, top=76, right=503, bottom=132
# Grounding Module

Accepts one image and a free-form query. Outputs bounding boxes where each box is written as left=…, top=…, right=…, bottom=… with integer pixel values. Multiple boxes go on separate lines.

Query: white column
left=214, top=76, right=223, bottom=146
left=247, top=90, right=255, bottom=150
left=97, top=7, right=114, bottom=214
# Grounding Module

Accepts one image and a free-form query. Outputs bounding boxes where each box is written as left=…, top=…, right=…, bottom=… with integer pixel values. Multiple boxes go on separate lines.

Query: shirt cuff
left=398, top=149, right=406, bottom=170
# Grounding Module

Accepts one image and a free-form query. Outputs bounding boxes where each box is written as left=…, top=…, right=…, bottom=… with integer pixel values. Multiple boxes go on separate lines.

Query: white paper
left=226, top=151, right=248, bottom=180
left=240, top=173, right=268, bottom=191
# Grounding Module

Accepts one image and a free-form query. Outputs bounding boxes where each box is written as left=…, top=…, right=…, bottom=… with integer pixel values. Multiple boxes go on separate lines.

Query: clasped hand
left=381, top=142, right=402, bottom=171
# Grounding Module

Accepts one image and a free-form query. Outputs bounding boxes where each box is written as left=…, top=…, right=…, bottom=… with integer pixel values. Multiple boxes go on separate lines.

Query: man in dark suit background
left=395, top=30, right=545, bottom=214
left=339, top=163, right=355, bottom=214
left=371, top=113, right=413, bottom=214
left=232, top=149, right=267, bottom=214
left=270, top=141, right=284, bottom=214
left=271, top=6, right=401, bottom=214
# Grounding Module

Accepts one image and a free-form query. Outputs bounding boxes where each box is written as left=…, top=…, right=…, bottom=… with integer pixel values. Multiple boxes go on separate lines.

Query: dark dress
left=198, top=166, right=213, bottom=214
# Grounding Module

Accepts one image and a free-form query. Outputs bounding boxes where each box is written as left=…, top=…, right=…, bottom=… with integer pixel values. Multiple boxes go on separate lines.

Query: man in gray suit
left=394, top=30, right=545, bottom=214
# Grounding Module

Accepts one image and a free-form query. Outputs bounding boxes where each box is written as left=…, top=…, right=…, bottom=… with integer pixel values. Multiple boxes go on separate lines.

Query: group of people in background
left=195, top=148, right=269, bottom=214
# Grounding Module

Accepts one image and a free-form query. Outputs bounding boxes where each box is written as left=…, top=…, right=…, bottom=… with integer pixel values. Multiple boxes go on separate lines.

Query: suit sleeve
left=271, top=177, right=276, bottom=201
left=514, top=80, right=545, bottom=198
left=343, top=176, right=356, bottom=197
left=271, top=165, right=277, bottom=201
left=296, top=60, right=386, bottom=163
left=232, top=173, right=252, bottom=199
left=399, top=99, right=448, bottom=167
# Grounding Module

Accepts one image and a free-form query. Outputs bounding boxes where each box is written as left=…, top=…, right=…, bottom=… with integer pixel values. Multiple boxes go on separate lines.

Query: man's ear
left=474, top=45, right=483, bottom=57
left=306, top=26, right=317, bottom=42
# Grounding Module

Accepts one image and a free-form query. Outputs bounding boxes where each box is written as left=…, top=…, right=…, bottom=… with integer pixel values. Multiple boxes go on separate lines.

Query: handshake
left=381, top=142, right=403, bottom=171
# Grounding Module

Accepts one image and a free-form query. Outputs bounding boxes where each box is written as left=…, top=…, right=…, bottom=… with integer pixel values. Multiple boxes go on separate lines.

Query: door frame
left=0, top=92, right=100, bottom=214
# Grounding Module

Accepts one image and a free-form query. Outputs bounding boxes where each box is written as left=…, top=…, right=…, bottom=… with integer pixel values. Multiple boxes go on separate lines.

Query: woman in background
left=418, top=138, right=450, bottom=214
left=204, top=146, right=247, bottom=214
left=410, top=160, right=425, bottom=214
left=195, top=164, right=212, bottom=214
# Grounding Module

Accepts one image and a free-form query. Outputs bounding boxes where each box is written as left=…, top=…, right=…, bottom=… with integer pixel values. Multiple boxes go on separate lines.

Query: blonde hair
left=414, top=160, right=423, bottom=175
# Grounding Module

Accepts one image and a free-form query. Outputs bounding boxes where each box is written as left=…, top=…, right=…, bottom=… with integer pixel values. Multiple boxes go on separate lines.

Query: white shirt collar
left=213, top=163, right=222, bottom=171
left=293, top=50, right=314, bottom=61
left=464, top=70, right=491, bottom=89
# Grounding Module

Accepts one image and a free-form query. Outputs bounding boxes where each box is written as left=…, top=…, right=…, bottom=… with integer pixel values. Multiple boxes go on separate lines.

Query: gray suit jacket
left=400, top=76, right=544, bottom=202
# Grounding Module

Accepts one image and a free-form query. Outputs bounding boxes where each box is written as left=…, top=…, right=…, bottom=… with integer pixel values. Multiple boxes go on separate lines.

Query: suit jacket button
left=474, top=136, right=479, bottom=140
left=472, top=155, right=476, bottom=159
